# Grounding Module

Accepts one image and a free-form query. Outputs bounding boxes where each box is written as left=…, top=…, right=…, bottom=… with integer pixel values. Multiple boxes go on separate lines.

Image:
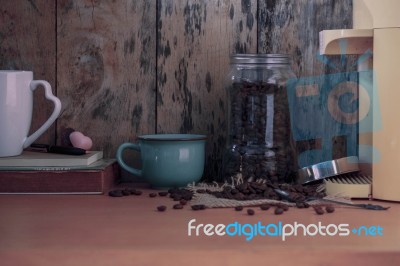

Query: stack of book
left=0, top=151, right=119, bottom=194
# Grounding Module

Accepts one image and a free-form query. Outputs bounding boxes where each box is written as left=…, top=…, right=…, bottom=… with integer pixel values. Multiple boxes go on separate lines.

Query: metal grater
left=324, top=173, right=372, bottom=199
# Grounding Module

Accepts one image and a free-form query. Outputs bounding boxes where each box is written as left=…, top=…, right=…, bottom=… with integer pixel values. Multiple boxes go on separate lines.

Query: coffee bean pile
left=168, top=188, right=194, bottom=201
left=196, top=181, right=332, bottom=216
left=225, top=81, right=294, bottom=184
left=205, top=182, right=324, bottom=202
left=108, top=183, right=335, bottom=215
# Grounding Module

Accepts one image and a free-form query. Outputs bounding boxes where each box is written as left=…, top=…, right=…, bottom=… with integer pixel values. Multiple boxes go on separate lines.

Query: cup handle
left=23, top=80, right=62, bottom=148
left=116, top=143, right=143, bottom=177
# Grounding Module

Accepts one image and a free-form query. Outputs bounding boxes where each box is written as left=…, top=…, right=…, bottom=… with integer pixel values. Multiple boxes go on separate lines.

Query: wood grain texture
left=258, top=0, right=357, bottom=167
left=259, top=0, right=354, bottom=76
left=157, top=0, right=257, bottom=180
left=57, top=0, right=156, bottom=158
left=0, top=0, right=56, bottom=145
left=2, top=0, right=356, bottom=181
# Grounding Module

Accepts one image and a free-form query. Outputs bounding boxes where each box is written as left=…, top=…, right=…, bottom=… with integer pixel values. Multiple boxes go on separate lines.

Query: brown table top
left=1, top=189, right=400, bottom=266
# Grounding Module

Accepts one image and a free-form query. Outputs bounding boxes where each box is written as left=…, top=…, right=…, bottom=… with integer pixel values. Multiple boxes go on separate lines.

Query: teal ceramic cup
left=116, top=134, right=207, bottom=188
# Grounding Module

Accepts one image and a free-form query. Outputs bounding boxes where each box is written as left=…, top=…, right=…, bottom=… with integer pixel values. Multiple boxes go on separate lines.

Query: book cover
left=0, top=151, right=103, bottom=167
left=0, top=159, right=119, bottom=194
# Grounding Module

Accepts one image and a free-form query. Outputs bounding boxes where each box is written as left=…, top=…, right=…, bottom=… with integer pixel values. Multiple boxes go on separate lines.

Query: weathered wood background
left=0, top=0, right=56, bottom=145
left=0, top=0, right=354, bottom=181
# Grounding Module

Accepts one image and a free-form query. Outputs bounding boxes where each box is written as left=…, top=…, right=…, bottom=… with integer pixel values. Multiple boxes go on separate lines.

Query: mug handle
left=116, top=143, right=143, bottom=177
left=23, top=80, right=62, bottom=148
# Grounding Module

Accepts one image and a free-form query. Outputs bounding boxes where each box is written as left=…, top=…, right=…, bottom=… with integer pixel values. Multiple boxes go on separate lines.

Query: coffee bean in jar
left=223, top=54, right=297, bottom=184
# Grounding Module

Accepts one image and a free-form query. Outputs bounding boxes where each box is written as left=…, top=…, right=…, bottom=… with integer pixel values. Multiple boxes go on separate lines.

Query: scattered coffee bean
left=172, top=195, right=182, bottom=201
left=173, top=204, right=184, bottom=210
left=132, top=190, right=143, bottom=196
left=183, top=195, right=192, bottom=201
left=235, top=206, right=244, bottom=211
left=157, top=205, right=167, bottom=212
left=260, top=204, right=271, bottom=211
left=231, top=189, right=239, bottom=195
left=191, top=205, right=200, bottom=210
left=274, top=207, right=284, bottom=215
left=149, top=193, right=157, bottom=198
left=247, top=209, right=255, bottom=215
left=122, top=189, right=131, bottom=196
left=325, top=205, right=335, bottom=213
left=158, top=191, right=169, bottom=197
left=108, top=190, right=123, bottom=197
left=179, top=199, right=188, bottom=205
left=280, top=204, right=289, bottom=211
left=169, top=188, right=194, bottom=201
left=314, top=206, right=325, bottom=215
left=191, top=204, right=206, bottom=211
left=167, top=188, right=176, bottom=193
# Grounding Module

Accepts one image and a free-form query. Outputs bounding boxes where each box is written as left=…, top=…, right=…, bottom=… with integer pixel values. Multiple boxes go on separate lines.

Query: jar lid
left=230, top=54, right=290, bottom=65
left=296, top=156, right=360, bottom=184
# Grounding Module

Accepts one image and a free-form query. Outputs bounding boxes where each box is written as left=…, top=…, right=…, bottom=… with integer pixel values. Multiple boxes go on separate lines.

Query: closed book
left=0, top=151, right=103, bottom=167
left=0, top=159, right=119, bottom=194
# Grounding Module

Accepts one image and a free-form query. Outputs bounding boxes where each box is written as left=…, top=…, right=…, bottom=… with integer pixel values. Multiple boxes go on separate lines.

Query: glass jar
left=223, top=54, right=296, bottom=184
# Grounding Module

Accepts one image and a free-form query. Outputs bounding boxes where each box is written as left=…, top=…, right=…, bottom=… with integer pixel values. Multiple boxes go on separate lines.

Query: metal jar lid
left=297, top=156, right=360, bottom=184
left=230, top=54, right=291, bottom=65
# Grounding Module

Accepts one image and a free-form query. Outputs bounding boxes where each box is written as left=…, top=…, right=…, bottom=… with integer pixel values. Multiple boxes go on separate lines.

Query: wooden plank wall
left=157, top=0, right=257, bottom=179
left=0, top=0, right=354, bottom=181
left=57, top=0, right=156, bottom=155
left=258, top=0, right=355, bottom=168
left=0, top=0, right=56, bottom=145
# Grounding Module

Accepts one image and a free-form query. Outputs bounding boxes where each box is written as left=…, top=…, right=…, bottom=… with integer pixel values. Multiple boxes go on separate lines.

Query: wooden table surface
left=1, top=190, right=400, bottom=266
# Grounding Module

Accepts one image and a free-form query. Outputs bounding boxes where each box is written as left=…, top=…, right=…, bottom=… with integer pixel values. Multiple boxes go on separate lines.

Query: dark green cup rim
left=138, top=134, right=207, bottom=141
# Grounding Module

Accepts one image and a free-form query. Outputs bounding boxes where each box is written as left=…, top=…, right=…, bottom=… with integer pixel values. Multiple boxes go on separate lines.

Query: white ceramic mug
left=0, top=71, right=62, bottom=157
